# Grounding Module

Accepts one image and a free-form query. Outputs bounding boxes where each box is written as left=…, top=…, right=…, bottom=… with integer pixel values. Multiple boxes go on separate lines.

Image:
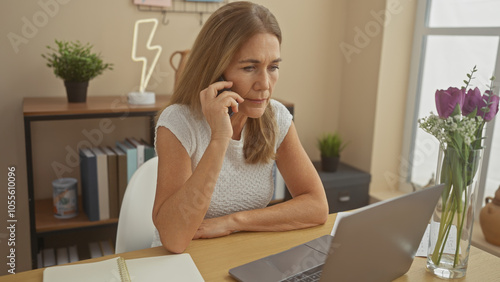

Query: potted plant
left=42, top=40, right=113, bottom=103
left=317, top=132, right=348, bottom=172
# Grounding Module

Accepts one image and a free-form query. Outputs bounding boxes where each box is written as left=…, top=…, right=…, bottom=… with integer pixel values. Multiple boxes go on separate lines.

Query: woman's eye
left=243, top=66, right=255, bottom=72
left=269, top=65, right=280, bottom=71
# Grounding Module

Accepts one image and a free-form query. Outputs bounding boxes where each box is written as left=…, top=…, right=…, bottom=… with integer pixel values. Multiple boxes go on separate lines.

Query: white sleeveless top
left=151, top=99, right=292, bottom=247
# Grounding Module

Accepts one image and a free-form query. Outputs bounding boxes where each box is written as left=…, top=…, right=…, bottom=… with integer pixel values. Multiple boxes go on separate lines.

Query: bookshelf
left=23, top=95, right=170, bottom=269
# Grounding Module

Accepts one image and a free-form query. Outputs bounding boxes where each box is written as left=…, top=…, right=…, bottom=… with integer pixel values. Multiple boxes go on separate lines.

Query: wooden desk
left=3, top=214, right=500, bottom=281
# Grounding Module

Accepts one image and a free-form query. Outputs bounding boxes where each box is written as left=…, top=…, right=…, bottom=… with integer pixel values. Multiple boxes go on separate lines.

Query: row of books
left=79, top=138, right=156, bottom=222
left=37, top=241, right=114, bottom=268
left=38, top=246, right=78, bottom=268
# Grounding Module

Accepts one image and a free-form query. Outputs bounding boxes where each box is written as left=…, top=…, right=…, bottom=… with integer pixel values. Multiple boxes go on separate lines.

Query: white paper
left=416, top=224, right=459, bottom=257
left=43, top=253, right=204, bottom=282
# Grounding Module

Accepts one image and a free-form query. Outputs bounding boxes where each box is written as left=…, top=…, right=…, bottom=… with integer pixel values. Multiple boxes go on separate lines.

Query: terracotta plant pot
left=64, top=81, right=88, bottom=103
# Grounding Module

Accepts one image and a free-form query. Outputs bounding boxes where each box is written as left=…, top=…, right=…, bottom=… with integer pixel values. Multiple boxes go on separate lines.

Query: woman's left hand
left=193, top=216, right=237, bottom=239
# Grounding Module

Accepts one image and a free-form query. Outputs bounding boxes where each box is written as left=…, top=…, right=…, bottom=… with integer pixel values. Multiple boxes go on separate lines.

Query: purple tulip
left=435, top=87, right=465, bottom=118
left=479, top=92, right=500, bottom=121
left=462, top=87, right=483, bottom=116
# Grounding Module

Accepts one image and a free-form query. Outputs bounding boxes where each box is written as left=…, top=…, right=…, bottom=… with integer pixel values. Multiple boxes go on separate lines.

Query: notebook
left=43, top=253, right=204, bottom=282
left=229, top=184, right=444, bottom=282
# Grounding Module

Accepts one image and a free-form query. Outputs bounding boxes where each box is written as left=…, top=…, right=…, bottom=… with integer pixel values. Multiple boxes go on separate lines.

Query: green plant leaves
left=317, top=132, right=347, bottom=158
left=42, top=39, right=113, bottom=82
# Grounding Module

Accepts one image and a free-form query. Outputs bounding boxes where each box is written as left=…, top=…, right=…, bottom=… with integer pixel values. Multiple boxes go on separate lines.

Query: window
left=403, top=0, right=500, bottom=216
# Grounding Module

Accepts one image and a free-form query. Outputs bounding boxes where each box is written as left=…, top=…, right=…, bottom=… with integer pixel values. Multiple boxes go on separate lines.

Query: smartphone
left=217, top=76, right=234, bottom=116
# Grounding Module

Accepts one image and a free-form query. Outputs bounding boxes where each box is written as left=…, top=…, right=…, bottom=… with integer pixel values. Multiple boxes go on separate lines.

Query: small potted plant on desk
left=317, top=132, right=348, bottom=172
left=42, top=40, right=113, bottom=103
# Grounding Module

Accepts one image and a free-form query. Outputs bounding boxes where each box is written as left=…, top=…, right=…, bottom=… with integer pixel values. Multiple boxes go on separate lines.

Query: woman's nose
left=254, top=71, right=270, bottom=91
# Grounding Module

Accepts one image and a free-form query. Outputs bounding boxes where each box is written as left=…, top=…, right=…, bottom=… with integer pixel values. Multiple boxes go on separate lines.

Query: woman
left=152, top=1, right=328, bottom=254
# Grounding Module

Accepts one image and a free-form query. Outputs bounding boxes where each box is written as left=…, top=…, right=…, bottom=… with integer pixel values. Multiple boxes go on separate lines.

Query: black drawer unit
left=285, top=162, right=371, bottom=213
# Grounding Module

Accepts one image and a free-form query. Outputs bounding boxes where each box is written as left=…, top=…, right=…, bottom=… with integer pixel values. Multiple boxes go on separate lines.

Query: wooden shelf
left=23, top=95, right=171, bottom=117
left=35, top=198, right=118, bottom=234
left=23, top=95, right=174, bottom=268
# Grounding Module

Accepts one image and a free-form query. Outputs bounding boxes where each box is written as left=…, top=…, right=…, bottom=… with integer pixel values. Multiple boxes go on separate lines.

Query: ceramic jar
left=479, top=186, right=500, bottom=246
left=169, top=50, right=190, bottom=89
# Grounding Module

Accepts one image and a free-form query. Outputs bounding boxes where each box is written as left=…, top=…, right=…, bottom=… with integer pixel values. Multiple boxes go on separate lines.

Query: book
left=88, top=242, right=102, bottom=259
left=101, top=146, right=119, bottom=218
left=68, top=245, right=79, bottom=263
left=99, top=240, right=114, bottom=256
left=91, top=147, right=110, bottom=221
left=43, top=253, right=204, bottom=282
left=141, top=138, right=156, bottom=162
left=37, top=251, right=43, bottom=269
left=116, top=141, right=137, bottom=183
left=79, top=148, right=100, bottom=221
left=126, top=137, right=145, bottom=168
left=112, top=146, right=128, bottom=210
left=43, top=248, right=56, bottom=267
left=56, top=247, right=69, bottom=265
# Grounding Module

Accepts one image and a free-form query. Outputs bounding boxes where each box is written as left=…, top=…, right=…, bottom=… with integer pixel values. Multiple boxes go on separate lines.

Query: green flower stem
left=431, top=190, right=456, bottom=264
left=419, top=68, right=494, bottom=273
left=431, top=146, right=479, bottom=267
left=455, top=191, right=468, bottom=267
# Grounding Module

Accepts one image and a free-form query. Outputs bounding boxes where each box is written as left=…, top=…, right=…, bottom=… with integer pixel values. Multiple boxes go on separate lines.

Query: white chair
left=115, top=156, right=158, bottom=254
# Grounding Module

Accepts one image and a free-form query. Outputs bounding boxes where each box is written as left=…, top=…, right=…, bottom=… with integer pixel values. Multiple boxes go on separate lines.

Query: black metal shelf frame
left=24, top=110, right=158, bottom=269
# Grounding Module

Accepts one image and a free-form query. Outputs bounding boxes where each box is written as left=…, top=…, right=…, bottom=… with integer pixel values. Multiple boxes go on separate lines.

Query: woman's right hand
left=200, top=80, right=243, bottom=140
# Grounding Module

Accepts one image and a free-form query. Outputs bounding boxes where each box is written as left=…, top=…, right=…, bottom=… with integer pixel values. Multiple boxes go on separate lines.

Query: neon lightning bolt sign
left=131, top=18, right=162, bottom=94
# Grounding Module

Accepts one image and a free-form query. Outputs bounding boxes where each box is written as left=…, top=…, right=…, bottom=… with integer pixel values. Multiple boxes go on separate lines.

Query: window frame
left=401, top=0, right=500, bottom=217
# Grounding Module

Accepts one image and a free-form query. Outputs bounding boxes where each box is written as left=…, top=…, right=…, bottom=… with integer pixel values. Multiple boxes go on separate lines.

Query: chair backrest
left=115, top=156, right=158, bottom=254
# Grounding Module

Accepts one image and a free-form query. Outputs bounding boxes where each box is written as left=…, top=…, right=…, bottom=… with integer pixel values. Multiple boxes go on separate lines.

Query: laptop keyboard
left=280, top=264, right=323, bottom=282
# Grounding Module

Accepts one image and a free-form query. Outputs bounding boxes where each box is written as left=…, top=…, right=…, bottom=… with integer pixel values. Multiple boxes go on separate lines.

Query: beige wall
left=339, top=0, right=385, bottom=172
left=371, top=0, right=417, bottom=194
left=0, top=0, right=415, bottom=274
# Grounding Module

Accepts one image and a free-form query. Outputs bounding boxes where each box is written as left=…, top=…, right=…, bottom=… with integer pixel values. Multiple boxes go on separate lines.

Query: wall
left=370, top=0, right=417, bottom=194
left=338, top=0, right=385, bottom=173
left=0, top=0, right=345, bottom=274
left=0, top=0, right=418, bottom=275
left=339, top=0, right=417, bottom=195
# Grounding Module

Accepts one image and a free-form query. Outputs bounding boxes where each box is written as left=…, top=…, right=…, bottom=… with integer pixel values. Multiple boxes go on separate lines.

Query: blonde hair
left=162, top=1, right=282, bottom=164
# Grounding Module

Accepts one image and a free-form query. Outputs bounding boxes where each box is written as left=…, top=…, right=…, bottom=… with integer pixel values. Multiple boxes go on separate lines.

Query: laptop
left=229, top=184, right=444, bottom=282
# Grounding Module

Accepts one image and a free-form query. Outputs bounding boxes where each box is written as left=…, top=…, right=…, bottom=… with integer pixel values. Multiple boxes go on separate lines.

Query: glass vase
left=426, top=146, right=483, bottom=279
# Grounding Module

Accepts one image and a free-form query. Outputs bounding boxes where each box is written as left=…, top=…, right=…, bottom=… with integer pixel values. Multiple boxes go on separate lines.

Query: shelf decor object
left=128, top=18, right=162, bottom=105
left=169, top=49, right=190, bottom=89
left=133, top=0, right=172, bottom=7
left=135, top=0, right=228, bottom=26
left=42, top=40, right=113, bottom=103
left=52, top=178, right=78, bottom=219
left=418, top=66, right=499, bottom=279
left=480, top=186, right=500, bottom=246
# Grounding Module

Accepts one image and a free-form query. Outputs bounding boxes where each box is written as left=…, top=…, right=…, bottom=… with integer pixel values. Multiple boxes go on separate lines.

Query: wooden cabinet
left=23, top=95, right=170, bottom=268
